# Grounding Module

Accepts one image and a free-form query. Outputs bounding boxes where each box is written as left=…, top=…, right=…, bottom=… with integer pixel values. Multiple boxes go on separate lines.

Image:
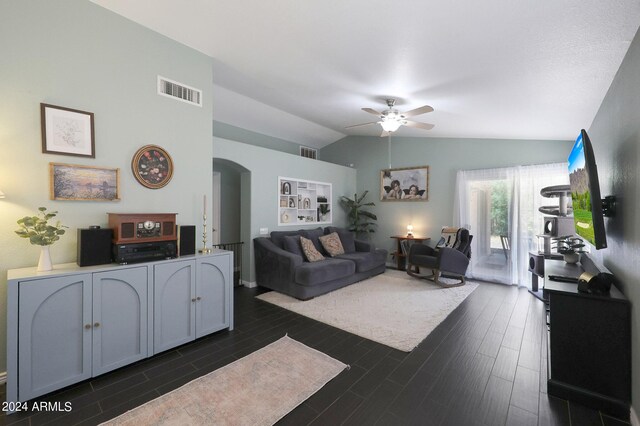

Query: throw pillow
left=319, top=232, right=345, bottom=257
left=300, top=236, right=325, bottom=262
left=283, top=235, right=304, bottom=258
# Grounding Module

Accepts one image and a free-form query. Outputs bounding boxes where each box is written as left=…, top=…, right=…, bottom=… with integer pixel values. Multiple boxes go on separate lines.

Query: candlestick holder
left=199, top=213, right=212, bottom=254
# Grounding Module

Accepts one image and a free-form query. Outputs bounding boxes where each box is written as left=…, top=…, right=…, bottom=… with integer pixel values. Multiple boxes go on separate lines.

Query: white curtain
left=453, top=163, right=568, bottom=286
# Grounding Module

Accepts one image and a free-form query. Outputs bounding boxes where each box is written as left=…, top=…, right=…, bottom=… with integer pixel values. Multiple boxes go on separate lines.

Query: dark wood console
left=544, top=256, right=630, bottom=419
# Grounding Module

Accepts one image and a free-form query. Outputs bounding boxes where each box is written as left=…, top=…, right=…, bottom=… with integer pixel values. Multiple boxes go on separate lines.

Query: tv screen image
left=567, top=129, right=607, bottom=249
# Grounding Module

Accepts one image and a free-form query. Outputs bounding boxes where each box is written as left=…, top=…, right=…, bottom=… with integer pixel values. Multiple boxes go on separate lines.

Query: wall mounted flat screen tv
left=567, top=129, right=607, bottom=249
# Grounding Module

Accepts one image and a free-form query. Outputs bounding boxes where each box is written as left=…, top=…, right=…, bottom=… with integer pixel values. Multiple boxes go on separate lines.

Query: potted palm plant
left=339, top=191, right=377, bottom=238
left=15, top=207, right=67, bottom=271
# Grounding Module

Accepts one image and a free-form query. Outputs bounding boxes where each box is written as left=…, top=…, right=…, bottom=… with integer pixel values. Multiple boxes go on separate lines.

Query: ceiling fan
left=346, top=98, right=435, bottom=137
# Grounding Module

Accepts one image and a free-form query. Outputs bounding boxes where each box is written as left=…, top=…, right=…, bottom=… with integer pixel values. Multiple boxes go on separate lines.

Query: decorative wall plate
left=132, top=145, right=173, bottom=189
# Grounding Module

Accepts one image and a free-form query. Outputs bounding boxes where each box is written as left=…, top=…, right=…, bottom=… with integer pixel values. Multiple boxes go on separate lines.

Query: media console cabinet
left=6, top=250, right=233, bottom=408
left=543, top=256, right=630, bottom=419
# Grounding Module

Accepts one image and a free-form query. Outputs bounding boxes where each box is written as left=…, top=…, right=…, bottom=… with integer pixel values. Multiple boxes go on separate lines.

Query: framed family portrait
left=41, top=103, right=95, bottom=158
left=380, top=166, right=429, bottom=201
left=50, top=163, right=120, bottom=201
left=132, top=145, right=174, bottom=189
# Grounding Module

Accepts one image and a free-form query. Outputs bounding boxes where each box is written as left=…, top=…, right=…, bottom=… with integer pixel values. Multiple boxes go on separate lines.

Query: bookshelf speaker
left=177, top=225, right=196, bottom=256
left=77, top=227, right=113, bottom=266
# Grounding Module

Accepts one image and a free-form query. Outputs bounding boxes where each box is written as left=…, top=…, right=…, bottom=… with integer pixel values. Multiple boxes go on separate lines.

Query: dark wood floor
left=1, top=277, right=631, bottom=426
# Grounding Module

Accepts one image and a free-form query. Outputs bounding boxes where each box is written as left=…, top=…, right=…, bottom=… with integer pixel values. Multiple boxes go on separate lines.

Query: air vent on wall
left=300, top=146, right=317, bottom=159
left=157, top=76, right=202, bottom=107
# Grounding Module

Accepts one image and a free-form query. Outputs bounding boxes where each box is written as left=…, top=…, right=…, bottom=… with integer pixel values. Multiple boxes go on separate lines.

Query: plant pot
left=563, top=252, right=580, bottom=264
left=37, top=246, right=53, bottom=272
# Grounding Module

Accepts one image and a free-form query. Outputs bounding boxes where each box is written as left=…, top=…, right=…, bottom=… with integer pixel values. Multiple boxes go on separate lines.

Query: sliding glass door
left=454, top=163, right=569, bottom=286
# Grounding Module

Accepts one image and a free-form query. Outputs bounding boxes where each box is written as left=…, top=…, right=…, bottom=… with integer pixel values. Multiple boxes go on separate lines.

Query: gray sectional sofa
left=253, top=226, right=388, bottom=300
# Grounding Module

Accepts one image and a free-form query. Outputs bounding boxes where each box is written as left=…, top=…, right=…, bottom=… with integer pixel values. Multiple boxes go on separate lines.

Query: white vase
left=37, top=246, right=53, bottom=272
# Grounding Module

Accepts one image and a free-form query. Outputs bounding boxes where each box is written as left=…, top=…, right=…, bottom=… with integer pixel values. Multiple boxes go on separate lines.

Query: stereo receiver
left=108, top=213, right=177, bottom=244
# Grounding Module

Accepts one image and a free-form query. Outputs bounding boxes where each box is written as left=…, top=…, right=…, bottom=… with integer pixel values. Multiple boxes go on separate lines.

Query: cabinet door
left=18, top=274, right=92, bottom=401
left=92, top=267, right=148, bottom=376
left=195, top=254, right=232, bottom=338
left=153, top=260, right=196, bottom=353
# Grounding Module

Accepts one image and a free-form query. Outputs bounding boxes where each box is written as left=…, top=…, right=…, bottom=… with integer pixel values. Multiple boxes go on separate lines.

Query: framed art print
left=41, top=103, right=95, bottom=158
left=380, top=166, right=429, bottom=201
left=50, top=163, right=120, bottom=201
left=132, top=145, right=174, bottom=189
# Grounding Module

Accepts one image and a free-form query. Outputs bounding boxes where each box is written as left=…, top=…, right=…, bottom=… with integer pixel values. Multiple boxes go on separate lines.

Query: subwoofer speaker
left=528, top=252, right=545, bottom=277
left=177, top=225, right=196, bottom=256
left=77, top=227, right=113, bottom=266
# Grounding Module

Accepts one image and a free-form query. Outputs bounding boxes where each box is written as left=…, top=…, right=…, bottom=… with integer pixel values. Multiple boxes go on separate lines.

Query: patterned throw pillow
left=318, top=232, right=345, bottom=257
left=300, top=236, right=325, bottom=262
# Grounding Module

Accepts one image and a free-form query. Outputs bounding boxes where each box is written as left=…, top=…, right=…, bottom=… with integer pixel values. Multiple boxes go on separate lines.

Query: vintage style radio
left=108, top=213, right=177, bottom=244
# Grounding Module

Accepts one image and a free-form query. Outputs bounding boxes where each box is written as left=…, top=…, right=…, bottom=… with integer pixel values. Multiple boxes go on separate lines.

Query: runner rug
left=102, top=335, right=347, bottom=426
left=257, top=269, right=479, bottom=352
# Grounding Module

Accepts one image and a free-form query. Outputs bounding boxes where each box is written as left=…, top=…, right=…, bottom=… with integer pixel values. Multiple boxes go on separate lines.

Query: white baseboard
left=242, top=280, right=257, bottom=288
left=0, top=371, right=6, bottom=385
left=631, top=406, right=639, bottom=426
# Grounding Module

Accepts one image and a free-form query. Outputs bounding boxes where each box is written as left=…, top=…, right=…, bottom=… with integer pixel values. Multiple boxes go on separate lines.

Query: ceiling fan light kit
left=347, top=98, right=435, bottom=136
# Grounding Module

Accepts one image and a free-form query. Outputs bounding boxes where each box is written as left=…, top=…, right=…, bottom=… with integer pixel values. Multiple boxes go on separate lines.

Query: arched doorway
left=212, top=158, right=251, bottom=286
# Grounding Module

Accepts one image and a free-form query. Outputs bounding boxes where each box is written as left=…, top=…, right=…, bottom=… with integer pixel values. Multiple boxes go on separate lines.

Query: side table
left=390, top=235, right=430, bottom=270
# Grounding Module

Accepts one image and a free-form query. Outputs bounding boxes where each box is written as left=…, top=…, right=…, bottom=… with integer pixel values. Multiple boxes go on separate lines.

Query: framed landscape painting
left=50, top=163, right=120, bottom=201
left=381, top=166, right=429, bottom=201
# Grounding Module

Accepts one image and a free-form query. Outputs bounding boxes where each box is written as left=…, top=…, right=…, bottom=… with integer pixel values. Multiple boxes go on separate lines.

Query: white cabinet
left=278, top=176, right=332, bottom=226
left=6, top=251, right=233, bottom=407
left=153, top=254, right=233, bottom=353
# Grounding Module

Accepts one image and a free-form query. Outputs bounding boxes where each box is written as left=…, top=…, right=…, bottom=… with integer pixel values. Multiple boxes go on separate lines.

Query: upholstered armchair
left=405, top=227, right=473, bottom=287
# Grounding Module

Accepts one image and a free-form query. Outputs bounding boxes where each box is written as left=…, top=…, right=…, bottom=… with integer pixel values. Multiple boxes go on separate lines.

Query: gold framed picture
left=131, top=145, right=174, bottom=189
left=50, top=163, right=120, bottom=201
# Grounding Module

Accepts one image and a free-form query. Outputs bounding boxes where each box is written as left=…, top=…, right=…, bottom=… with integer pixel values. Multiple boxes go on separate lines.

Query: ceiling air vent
left=300, top=146, right=317, bottom=160
left=157, top=76, right=202, bottom=107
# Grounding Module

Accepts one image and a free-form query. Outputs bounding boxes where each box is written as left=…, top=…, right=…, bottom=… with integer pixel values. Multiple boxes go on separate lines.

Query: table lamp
left=407, top=224, right=414, bottom=237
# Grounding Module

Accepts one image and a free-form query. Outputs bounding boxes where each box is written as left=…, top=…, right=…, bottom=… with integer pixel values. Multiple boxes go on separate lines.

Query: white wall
left=0, top=0, right=213, bottom=372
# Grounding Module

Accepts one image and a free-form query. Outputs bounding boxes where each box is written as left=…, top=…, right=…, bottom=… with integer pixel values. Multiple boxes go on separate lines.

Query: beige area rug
left=257, top=270, right=479, bottom=352
left=101, top=336, right=347, bottom=426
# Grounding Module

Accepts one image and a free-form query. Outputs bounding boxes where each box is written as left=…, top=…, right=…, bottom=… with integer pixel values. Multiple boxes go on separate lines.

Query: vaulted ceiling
left=92, top=1, right=640, bottom=148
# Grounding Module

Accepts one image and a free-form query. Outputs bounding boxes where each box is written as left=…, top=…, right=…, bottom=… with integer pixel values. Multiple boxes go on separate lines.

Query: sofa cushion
left=295, top=258, right=355, bottom=286
left=324, top=226, right=356, bottom=253
left=335, top=250, right=387, bottom=273
left=270, top=230, right=304, bottom=249
left=282, top=235, right=304, bottom=258
left=301, top=227, right=327, bottom=255
left=300, top=236, right=325, bottom=262
left=319, top=232, right=345, bottom=257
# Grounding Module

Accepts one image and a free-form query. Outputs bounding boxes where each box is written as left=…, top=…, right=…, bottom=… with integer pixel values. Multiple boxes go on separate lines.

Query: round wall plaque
left=132, top=145, right=174, bottom=189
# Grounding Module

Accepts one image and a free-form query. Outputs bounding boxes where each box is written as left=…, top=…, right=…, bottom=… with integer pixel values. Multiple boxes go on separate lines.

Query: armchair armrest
left=437, top=247, right=470, bottom=275
left=409, top=243, right=437, bottom=257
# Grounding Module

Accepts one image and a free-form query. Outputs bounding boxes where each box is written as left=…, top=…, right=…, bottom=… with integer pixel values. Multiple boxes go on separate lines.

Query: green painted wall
left=587, top=26, right=640, bottom=418
left=213, top=137, right=357, bottom=283
left=212, top=159, right=244, bottom=244
left=321, top=136, right=574, bottom=258
left=213, top=121, right=302, bottom=155
left=0, top=0, right=213, bottom=372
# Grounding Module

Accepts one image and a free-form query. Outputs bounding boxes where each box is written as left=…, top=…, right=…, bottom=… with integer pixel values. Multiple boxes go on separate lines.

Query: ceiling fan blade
left=402, top=105, right=434, bottom=117
left=362, top=107, right=382, bottom=116
left=345, top=121, right=378, bottom=129
left=404, top=120, right=435, bottom=130
left=380, top=130, right=390, bottom=137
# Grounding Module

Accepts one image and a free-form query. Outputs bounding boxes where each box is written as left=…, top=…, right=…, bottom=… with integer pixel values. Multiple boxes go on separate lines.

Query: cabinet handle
left=84, top=324, right=92, bottom=330
left=192, top=298, right=197, bottom=302
left=196, top=296, right=202, bottom=301
left=94, top=322, right=100, bottom=328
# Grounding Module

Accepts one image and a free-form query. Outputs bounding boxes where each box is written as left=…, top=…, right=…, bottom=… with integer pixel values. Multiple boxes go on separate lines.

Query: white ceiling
left=92, top=0, right=640, bottom=148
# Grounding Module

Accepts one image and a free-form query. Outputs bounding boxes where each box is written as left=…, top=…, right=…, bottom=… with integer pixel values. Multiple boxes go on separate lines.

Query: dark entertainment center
left=543, top=255, right=631, bottom=419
